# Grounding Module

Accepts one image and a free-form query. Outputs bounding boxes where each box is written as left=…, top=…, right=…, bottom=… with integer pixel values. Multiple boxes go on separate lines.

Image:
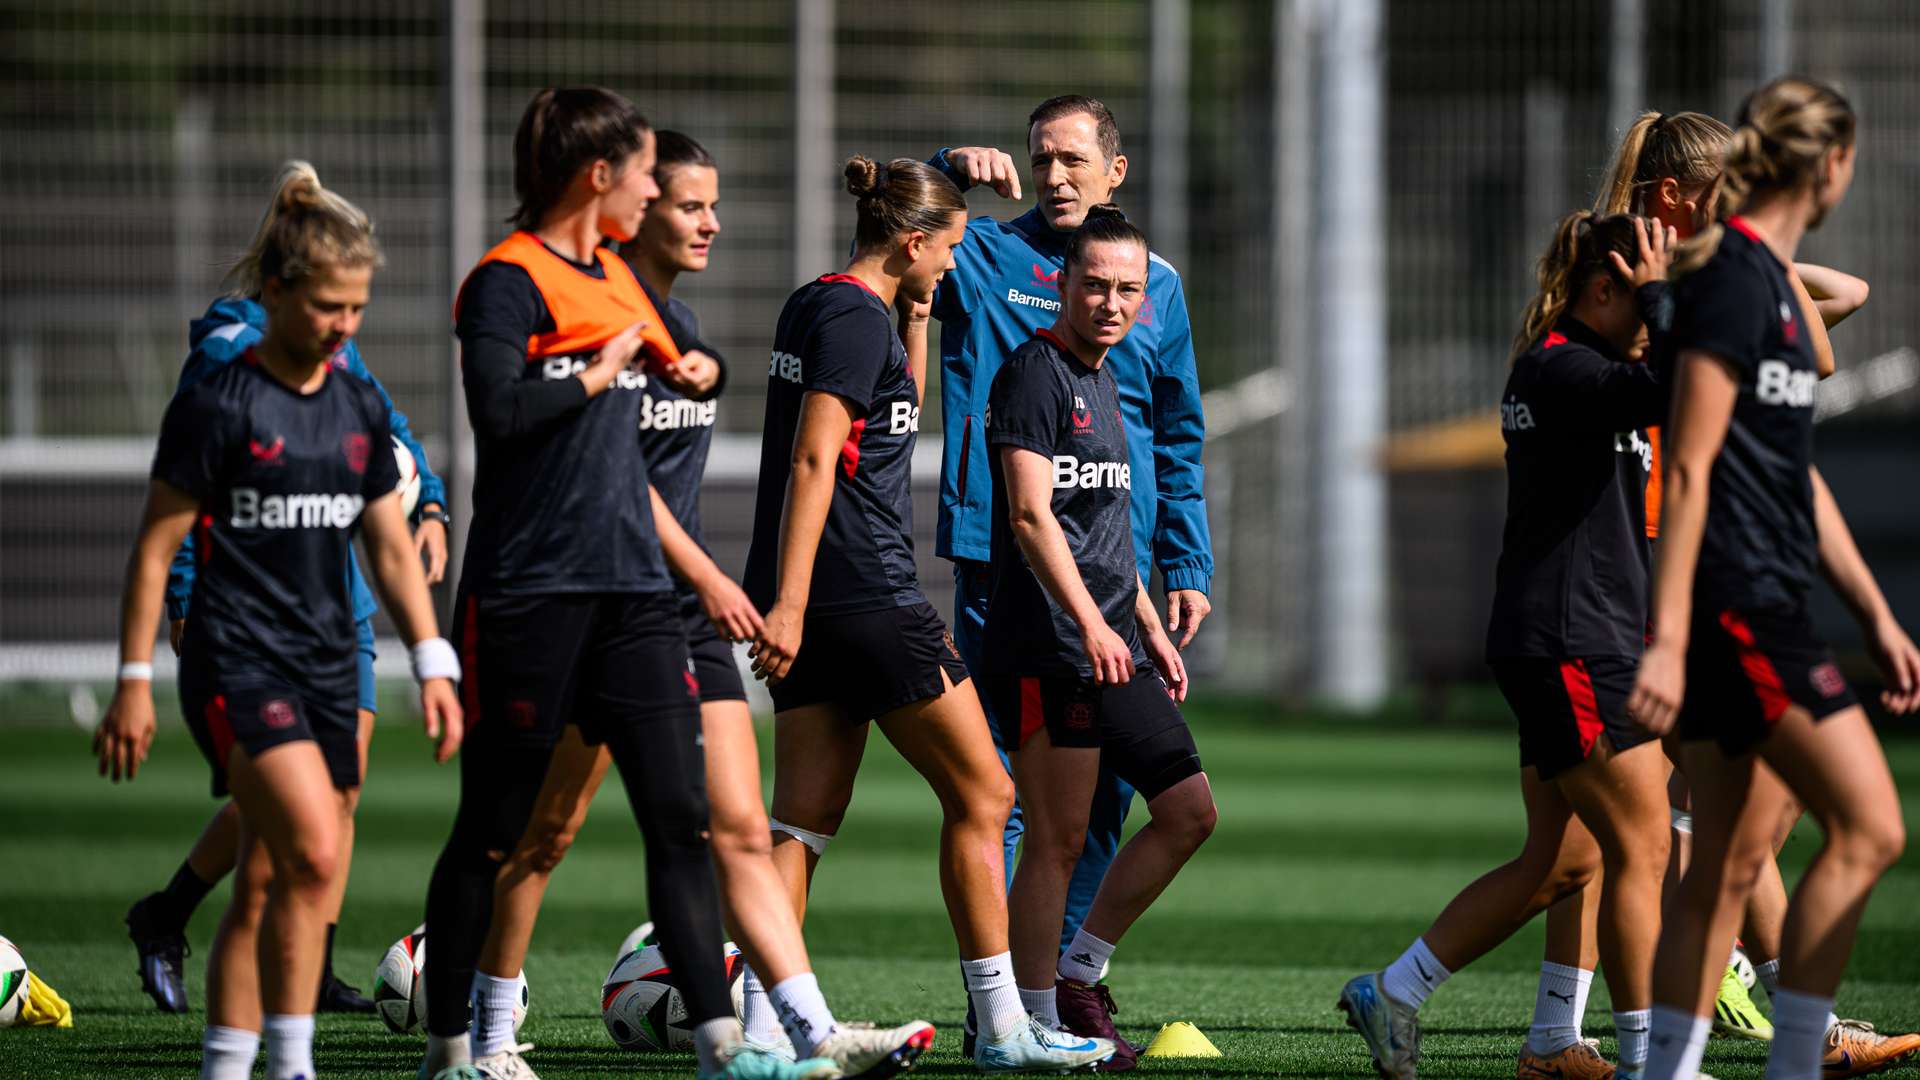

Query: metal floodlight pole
left=1312, top=0, right=1388, bottom=708
left=1607, top=0, right=1645, bottom=154
left=1273, top=0, right=1318, bottom=691
left=1761, top=0, right=1793, bottom=79
left=793, top=0, right=836, bottom=284
left=442, top=0, right=483, bottom=595
left=1149, top=0, right=1191, bottom=273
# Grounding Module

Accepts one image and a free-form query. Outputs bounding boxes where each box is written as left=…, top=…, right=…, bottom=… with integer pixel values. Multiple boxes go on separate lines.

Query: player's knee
left=280, top=832, right=341, bottom=895
left=709, top=806, right=775, bottom=864
left=962, top=769, right=1016, bottom=829
left=1826, top=811, right=1905, bottom=877
left=524, top=820, right=581, bottom=874
left=1176, top=798, right=1219, bottom=853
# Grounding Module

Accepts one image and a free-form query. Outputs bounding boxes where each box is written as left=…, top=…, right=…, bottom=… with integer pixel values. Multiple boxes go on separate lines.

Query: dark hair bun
left=1083, top=203, right=1128, bottom=225
left=844, top=156, right=882, bottom=199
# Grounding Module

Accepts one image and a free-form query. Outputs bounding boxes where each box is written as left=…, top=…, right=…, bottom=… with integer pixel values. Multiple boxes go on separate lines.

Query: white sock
left=425, top=1032, right=471, bottom=1073
left=1765, top=989, right=1835, bottom=1080
left=1057, top=928, right=1116, bottom=985
left=1019, top=986, right=1060, bottom=1029
left=962, top=953, right=1026, bottom=1042
left=770, top=972, right=838, bottom=1058
left=1756, top=958, right=1781, bottom=1000
left=262, top=1014, right=314, bottom=1080
left=1615, top=1008, right=1652, bottom=1067
left=200, top=1025, right=260, bottom=1080
left=1642, top=1006, right=1710, bottom=1080
left=1381, top=937, right=1450, bottom=1010
left=1572, top=971, right=1594, bottom=1038
left=1524, top=962, right=1591, bottom=1054
left=740, top=965, right=784, bottom=1043
left=694, top=1016, right=743, bottom=1076
left=470, top=971, right=521, bottom=1057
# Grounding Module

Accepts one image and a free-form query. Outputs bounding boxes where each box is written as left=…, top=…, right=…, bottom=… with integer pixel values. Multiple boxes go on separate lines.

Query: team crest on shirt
left=1071, top=396, right=1093, bottom=433
left=260, top=699, right=296, bottom=730
left=1779, top=300, right=1799, bottom=344
left=1032, top=264, right=1060, bottom=288
left=341, top=433, right=370, bottom=474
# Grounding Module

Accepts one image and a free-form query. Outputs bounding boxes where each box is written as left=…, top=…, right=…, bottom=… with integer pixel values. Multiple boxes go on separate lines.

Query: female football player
left=1628, top=77, right=1920, bottom=1080
left=94, top=161, right=462, bottom=1080
left=745, top=155, right=1114, bottom=1073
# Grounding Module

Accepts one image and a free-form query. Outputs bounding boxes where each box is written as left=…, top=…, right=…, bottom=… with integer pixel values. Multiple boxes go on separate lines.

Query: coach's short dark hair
left=1029, top=95, right=1122, bottom=162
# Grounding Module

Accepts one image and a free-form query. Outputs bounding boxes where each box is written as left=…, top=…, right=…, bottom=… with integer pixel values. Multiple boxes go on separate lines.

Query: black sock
left=153, top=860, right=217, bottom=930
left=322, top=923, right=339, bottom=983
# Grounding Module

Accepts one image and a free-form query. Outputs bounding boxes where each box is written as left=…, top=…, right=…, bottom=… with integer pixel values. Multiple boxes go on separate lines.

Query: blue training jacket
left=164, top=297, right=446, bottom=624
left=928, top=150, right=1213, bottom=594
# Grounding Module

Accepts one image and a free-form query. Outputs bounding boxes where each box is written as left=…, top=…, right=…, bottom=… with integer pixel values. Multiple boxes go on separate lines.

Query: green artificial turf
left=2, top=699, right=1916, bottom=1078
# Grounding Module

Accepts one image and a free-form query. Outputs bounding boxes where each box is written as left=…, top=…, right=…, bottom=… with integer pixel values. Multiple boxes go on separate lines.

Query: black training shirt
left=633, top=277, right=726, bottom=608
left=1487, top=316, right=1666, bottom=660
left=982, top=331, right=1144, bottom=677
left=455, top=249, right=674, bottom=596
left=153, top=355, right=398, bottom=699
left=745, top=276, right=925, bottom=616
left=1666, top=218, right=1821, bottom=612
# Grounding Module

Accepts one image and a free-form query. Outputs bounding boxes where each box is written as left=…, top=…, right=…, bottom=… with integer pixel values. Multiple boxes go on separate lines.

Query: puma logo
left=1546, top=989, right=1574, bottom=1004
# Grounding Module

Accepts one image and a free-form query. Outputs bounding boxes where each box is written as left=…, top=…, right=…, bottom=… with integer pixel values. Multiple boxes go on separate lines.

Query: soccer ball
left=601, top=941, right=745, bottom=1052
left=373, top=926, right=429, bottom=1034
left=392, top=435, right=422, bottom=518
left=616, top=921, right=657, bottom=967
left=373, top=926, right=527, bottom=1037
left=0, top=935, right=28, bottom=1027
left=1731, top=945, right=1757, bottom=991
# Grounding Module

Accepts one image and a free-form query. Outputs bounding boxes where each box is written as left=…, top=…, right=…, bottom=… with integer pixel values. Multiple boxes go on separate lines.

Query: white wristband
left=118, top=661, right=154, bottom=682
left=410, top=637, right=461, bottom=683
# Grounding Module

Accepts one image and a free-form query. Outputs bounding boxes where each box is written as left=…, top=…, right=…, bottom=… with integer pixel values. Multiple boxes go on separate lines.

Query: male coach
left=927, top=94, right=1214, bottom=1015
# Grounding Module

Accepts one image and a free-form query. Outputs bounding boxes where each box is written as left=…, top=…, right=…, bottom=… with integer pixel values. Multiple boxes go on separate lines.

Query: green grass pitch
left=2, top=697, right=1917, bottom=1078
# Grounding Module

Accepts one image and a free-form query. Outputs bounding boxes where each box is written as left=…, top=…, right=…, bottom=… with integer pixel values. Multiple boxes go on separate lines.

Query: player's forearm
left=1786, top=267, right=1838, bottom=378
left=1792, top=262, right=1869, bottom=327
left=1010, top=505, right=1106, bottom=632
left=651, top=485, right=724, bottom=591
left=461, top=337, right=592, bottom=439
left=900, top=311, right=930, bottom=404
left=366, top=523, right=440, bottom=647
left=1811, top=466, right=1893, bottom=629
left=1134, top=576, right=1166, bottom=636
left=773, top=456, right=834, bottom=612
left=121, top=511, right=195, bottom=664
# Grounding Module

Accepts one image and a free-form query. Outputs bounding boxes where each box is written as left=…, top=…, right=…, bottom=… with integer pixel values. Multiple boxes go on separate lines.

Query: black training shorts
left=179, top=658, right=360, bottom=798
left=1490, top=656, right=1653, bottom=780
left=681, top=601, right=747, bottom=705
left=453, top=590, right=699, bottom=750
left=1679, top=603, right=1858, bottom=756
left=770, top=601, right=969, bottom=720
left=983, top=671, right=1203, bottom=802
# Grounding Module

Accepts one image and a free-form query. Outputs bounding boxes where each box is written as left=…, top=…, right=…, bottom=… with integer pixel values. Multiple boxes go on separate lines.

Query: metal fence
left=4, top=1, right=1918, bottom=702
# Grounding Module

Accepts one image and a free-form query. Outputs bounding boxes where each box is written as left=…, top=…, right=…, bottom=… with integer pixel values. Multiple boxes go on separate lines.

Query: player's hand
left=659, top=349, right=722, bottom=398
left=1612, top=215, right=1678, bottom=289
left=1866, top=614, right=1920, bottom=714
left=1082, top=620, right=1135, bottom=685
left=95, top=683, right=157, bottom=782
left=697, top=570, right=766, bottom=644
left=1627, top=641, right=1686, bottom=736
left=580, top=321, right=649, bottom=397
left=420, top=677, right=463, bottom=763
left=1144, top=621, right=1188, bottom=702
left=945, top=146, right=1022, bottom=200
left=1165, top=589, right=1212, bottom=650
left=413, top=510, right=448, bottom=585
left=169, top=618, right=186, bottom=656
left=750, top=603, right=804, bottom=686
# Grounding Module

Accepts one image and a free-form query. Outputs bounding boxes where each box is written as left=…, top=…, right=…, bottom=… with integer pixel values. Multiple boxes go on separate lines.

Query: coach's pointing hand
left=945, top=147, right=1022, bottom=201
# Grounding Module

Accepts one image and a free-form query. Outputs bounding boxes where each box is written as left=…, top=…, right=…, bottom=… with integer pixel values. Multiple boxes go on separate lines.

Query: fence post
left=792, top=0, right=836, bottom=285
left=1149, top=0, right=1190, bottom=273
left=442, top=0, right=483, bottom=596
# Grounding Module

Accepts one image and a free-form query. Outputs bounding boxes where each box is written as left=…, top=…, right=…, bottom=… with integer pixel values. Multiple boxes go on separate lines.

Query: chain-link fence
left=4, top=0, right=1917, bottom=700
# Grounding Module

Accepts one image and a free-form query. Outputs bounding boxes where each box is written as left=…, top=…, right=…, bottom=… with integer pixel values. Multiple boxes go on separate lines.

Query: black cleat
left=317, top=972, right=376, bottom=1014
left=126, top=894, right=191, bottom=1014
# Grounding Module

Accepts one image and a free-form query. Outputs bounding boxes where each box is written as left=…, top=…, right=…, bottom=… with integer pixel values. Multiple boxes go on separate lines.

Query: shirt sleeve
left=358, top=390, right=402, bottom=503
left=342, top=342, right=446, bottom=511
left=151, top=381, right=234, bottom=502
left=802, top=295, right=894, bottom=408
left=1146, top=277, right=1215, bottom=595
left=1541, top=346, right=1668, bottom=431
left=457, top=261, right=592, bottom=439
left=1670, top=257, right=1770, bottom=377
left=986, top=352, right=1065, bottom=459
left=933, top=218, right=990, bottom=322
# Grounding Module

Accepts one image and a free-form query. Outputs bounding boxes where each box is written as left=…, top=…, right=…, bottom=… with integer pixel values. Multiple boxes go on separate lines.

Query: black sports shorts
left=179, top=659, right=360, bottom=798
left=983, top=671, right=1202, bottom=802
left=1490, top=656, right=1654, bottom=780
left=453, top=589, right=699, bottom=750
left=1679, top=603, right=1858, bottom=756
left=770, top=601, right=969, bottom=719
left=681, top=600, right=747, bottom=705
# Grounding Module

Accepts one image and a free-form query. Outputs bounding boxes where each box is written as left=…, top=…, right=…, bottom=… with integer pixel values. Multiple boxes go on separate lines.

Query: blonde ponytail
left=1594, top=110, right=1732, bottom=216
left=1672, top=78, right=1855, bottom=276
left=1512, top=211, right=1643, bottom=360
left=224, top=161, right=382, bottom=297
